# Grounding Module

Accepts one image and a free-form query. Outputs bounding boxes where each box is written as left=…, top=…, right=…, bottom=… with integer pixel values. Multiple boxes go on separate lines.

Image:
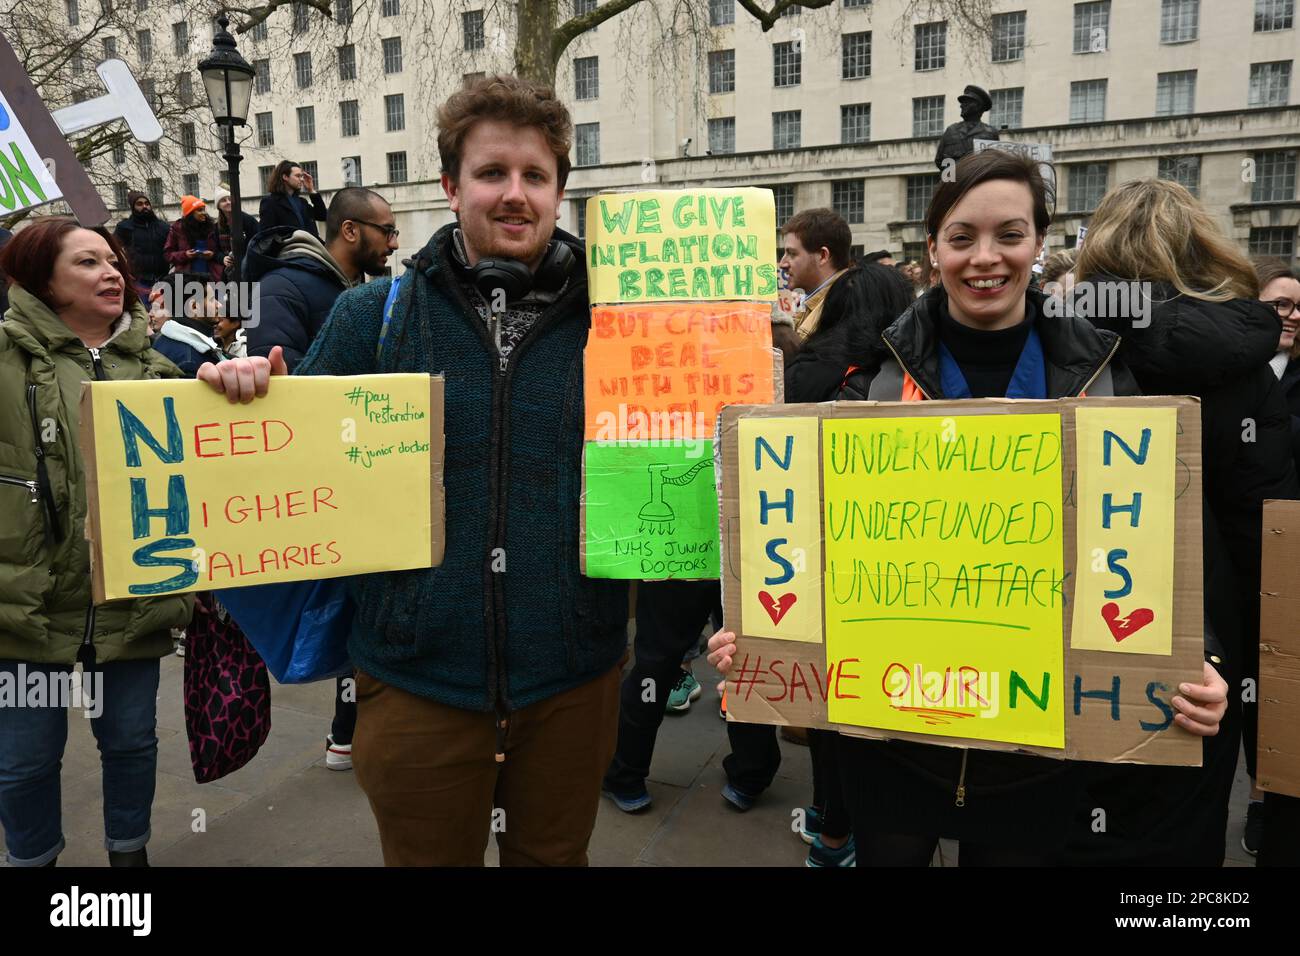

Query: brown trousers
left=352, top=664, right=621, bottom=866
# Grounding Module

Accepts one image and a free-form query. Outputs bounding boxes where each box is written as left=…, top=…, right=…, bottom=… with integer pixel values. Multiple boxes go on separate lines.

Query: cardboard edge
left=428, top=375, right=446, bottom=568
left=78, top=382, right=108, bottom=605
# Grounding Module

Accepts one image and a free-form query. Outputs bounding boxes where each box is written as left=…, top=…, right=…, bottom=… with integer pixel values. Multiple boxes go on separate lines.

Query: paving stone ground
left=6, top=649, right=1255, bottom=867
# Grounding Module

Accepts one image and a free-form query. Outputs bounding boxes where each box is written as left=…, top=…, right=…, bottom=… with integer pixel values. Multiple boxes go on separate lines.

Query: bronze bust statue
left=934, top=85, right=1000, bottom=171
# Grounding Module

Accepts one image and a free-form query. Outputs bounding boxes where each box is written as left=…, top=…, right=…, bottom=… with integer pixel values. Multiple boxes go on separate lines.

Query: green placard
left=583, top=440, right=719, bottom=579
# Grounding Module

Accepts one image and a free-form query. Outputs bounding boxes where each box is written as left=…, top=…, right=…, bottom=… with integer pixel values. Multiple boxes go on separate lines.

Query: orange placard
left=585, top=302, right=774, bottom=441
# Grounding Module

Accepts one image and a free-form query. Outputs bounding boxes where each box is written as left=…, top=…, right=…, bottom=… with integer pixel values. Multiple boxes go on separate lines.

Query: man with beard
left=113, top=191, right=170, bottom=297
left=199, top=76, right=628, bottom=865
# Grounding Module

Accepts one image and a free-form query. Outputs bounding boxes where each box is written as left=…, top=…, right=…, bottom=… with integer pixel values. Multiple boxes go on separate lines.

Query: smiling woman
left=0, top=216, right=191, bottom=868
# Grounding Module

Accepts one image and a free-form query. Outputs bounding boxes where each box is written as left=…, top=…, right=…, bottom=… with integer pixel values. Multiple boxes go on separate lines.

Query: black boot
left=42, top=857, right=57, bottom=867
left=108, top=847, right=149, bottom=867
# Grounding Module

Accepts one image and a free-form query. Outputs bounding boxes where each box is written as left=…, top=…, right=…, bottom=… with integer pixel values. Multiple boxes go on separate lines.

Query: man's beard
left=464, top=220, right=552, bottom=268
left=132, top=209, right=156, bottom=223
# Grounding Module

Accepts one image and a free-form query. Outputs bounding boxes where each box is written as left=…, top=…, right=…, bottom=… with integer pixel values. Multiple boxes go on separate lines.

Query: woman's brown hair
left=1075, top=179, right=1259, bottom=302
left=926, top=149, right=1054, bottom=240
left=0, top=216, right=139, bottom=311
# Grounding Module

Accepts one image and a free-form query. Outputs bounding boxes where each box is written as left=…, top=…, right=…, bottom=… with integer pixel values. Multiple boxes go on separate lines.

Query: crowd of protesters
left=0, top=74, right=1297, bottom=869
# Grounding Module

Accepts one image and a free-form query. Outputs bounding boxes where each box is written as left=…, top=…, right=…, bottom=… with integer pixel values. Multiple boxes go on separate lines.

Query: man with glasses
left=242, top=185, right=399, bottom=770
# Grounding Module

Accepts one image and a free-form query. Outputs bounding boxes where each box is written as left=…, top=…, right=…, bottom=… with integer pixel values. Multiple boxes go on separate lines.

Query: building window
left=844, top=0, right=872, bottom=8
left=104, top=36, right=117, bottom=59
left=66, top=0, right=79, bottom=26
left=254, top=59, right=271, bottom=94
left=297, top=106, right=316, bottom=143
left=382, top=0, right=400, bottom=15
left=464, top=10, right=485, bottom=50
left=114, top=182, right=130, bottom=210
left=575, top=0, right=597, bottom=16
left=259, top=165, right=274, bottom=192
left=146, top=177, right=164, bottom=206
left=831, top=180, right=865, bottom=224
left=112, top=142, right=126, bottom=164
left=338, top=45, right=356, bottom=81
left=576, top=122, right=600, bottom=166
left=574, top=56, right=599, bottom=100
left=334, top=0, right=352, bottom=26
left=136, top=0, right=147, bottom=12
left=1068, top=162, right=1109, bottom=211
left=708, top=117, right=735, bottom=154
left=180, top=122, right=196, bottom=157
left=1073, top=1, right=1110, bottom=53
left=146, top=141, right=160, bottom=162
left=709, top=0, right=734, bottom=27
left=1250, top=226, right=1297, bottom=258
left=340, top=100, right=360, bottom=137
left=1156, top=70, right=1196, bottom=115
left=989, top=87, right=1024, bottom=129
left=992, top=10, right=1026, bottom=62
left=342, top=156, right=362, bottom=186
left=1253, top=150, right=1298, bottom=202
left=140, top=79, right=157, bottom=112
left=177, top=72, right=193, bottom=106
left=1255, top=0, right=1294, bottom=32
left=1160, top=0, right=1199, bottom=42
left=1249, top=61, right=1293, bottom=107
left=912, top=96, right=945, bottom=137
left=182, top=173, right=200, bottom=198
left=915, top=21, right=947, bottom=71
left=382, top=37, right=402, bottom=75
left=385, top=94, right=405, bottom=131
left=252, top=18, right=269, bottom=41
left=71, top=53, right=84, bottom=75
left=780, top=2, right=799, bottom=15
left=573, top=198, right=587, bottom=240
left=709, top=50, right=735, bottom=94
left=842, top=31, right=871, bottom=79
left=906, top=174, right=940, bottom=221
left=773, top=41, right=801, bottom=87
left=387, top=151, right=408, bottom=183
left=1069, top=79, right=1107, bottom=122
left=256, top=112, right=274, bottom=148
left=136, top=29, right=152, bottom=64
left=771, top=184, right=795, bottom=228
left=300, top=161, right=318, bottom=186
left=172, top=21, right=189, bottom=56
left=1157, top=155, right=1201, bottom=197
left=772, top=110, right=801, bottom=149
left=293, top=2, right=310, bottom=33
left=841, top=103, right=871, bottom=144
left=294, top=52, right=313, bottom=89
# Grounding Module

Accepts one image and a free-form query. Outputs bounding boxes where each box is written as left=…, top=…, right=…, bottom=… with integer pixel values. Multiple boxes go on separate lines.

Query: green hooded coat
left=0, top=285, right=193, bottom=663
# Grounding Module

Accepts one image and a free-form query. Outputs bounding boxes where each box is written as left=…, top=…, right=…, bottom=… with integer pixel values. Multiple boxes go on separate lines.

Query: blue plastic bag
left=216, top=578, right=354, bottom=684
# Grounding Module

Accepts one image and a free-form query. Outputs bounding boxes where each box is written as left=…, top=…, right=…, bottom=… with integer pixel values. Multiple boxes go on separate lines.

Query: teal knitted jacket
left=297, top=225, right=628, bottom=712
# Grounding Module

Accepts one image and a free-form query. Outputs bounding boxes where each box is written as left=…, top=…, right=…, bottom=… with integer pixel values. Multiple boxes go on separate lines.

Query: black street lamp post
left=198, top=14, right=255, bottom=282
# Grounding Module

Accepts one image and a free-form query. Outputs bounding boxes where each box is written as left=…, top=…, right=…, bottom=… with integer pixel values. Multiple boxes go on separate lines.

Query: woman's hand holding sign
left=1171, top=662, right=1228, bottom=737
left=197, top=346, right=288, bottom=404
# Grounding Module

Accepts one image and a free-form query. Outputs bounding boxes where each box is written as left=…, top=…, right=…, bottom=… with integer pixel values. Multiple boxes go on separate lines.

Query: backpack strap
left=376, top=274, right=403, bottom=363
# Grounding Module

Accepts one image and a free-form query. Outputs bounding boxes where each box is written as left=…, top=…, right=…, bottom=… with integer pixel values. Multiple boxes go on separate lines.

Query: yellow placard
left=584, top=188, right=778, bottom=304
left=738, top=417, right=822, bottom=643
left=84, top=375, right=437, bottom=601
left=822, top=414, right=1066, bottom=749
left=1070, top=406, right=1176, bottom=655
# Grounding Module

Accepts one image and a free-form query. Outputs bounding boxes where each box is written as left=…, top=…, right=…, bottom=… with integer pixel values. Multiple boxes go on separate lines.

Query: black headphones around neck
left=468, top=240, right=577, bottom=303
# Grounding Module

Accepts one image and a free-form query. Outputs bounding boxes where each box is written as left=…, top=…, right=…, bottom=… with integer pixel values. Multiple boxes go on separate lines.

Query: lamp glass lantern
left=199, top=17, right=255, bottom=125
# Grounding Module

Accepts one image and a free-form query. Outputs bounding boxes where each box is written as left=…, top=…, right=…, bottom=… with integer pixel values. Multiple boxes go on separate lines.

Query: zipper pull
left=88, top=346, right=101, bottom=361
left=499, top=354, right=508, bottom=373
left=955, top=784, right=966, bottom=808
left=24, top=480, right=39, bottom=504
left=495, top=716, right=508, bottom=763
left=955, top=750, right=969, bottom=807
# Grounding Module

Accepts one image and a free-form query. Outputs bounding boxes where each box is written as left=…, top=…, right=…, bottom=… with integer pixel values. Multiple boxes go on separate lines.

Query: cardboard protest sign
left=1258, top=500, right=1300, bottom=798
left=581, top=187, right=779, bottom=580
left=0, top=85, right=63, bottom=216
left=584, top=188, right=778, bottom=304
left=80, top=375, right=444, bottom=603
left=719, top=397, right=1205, bottom=766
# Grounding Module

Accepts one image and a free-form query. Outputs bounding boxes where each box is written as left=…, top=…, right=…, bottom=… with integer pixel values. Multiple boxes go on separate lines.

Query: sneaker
left=806, top=833, right=856, bottom=867
left=325, top=734, right=353, bottom=771
left=666, top=670, right=702, bottom=713
left=721, top=781, right=757, bottom=812
left=602, top=786, right=652, bottom=813
left=797, top=805, right=823, bottom=846
left=719, top=690, right=728, bottom=720
left=173, top=636, right=185, bottom=658
left=1242, top=800, right=1263, bottom=856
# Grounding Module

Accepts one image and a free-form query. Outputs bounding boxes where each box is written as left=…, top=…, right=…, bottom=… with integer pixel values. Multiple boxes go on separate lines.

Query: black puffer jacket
left=1067, top=285, right=1300, bottom=865
left=837, top=286, right=1140, bottom=850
